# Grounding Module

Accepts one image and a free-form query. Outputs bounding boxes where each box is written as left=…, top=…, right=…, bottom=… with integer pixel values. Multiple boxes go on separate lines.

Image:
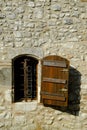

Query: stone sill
left=13, top=101, right=38, bottom=112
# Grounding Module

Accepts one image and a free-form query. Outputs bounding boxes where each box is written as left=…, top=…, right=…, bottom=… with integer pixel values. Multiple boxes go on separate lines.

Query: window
left=12, top=55, right=38, bottom=102
left=12, top=55, right=69, bottom=107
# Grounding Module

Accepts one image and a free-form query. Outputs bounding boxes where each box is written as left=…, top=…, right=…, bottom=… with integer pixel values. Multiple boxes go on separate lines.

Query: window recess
left=12, top=55, right=38, bottom=102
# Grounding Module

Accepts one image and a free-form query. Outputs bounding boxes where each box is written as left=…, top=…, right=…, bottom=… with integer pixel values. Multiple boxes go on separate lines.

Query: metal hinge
left=59, top=88, right=68, bottom=92
left=60, top=69, right=68, bottom=72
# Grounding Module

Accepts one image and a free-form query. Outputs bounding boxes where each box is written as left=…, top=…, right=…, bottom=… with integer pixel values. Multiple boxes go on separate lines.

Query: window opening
left=12, top=55, right=38, bottom=102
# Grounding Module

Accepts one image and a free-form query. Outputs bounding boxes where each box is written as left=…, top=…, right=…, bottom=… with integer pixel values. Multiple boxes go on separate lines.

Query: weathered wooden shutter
left=41, top=55, right=69, bottom=107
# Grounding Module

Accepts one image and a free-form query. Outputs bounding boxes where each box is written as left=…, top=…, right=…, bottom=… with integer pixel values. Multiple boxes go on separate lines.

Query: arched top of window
left=12, top=54, right=39, bottom=62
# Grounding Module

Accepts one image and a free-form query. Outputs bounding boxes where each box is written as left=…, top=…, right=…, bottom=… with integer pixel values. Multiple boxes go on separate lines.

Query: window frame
left=12, top=55, right=38, bottom=102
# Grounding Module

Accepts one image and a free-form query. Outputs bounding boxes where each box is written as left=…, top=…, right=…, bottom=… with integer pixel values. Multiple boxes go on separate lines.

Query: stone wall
left=0, top=0, right=87, bottom=130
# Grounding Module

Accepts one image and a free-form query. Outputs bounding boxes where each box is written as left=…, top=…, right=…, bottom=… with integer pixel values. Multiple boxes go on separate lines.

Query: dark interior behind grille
left=13, top=56, right=38, bottom=102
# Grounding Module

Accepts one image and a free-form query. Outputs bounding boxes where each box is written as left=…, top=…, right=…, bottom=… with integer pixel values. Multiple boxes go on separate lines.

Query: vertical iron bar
left=24, top=59, right=28, bottom=102
left=33, top=64, right=36, bottom=98
left=31, top=65, right=33, bottom=100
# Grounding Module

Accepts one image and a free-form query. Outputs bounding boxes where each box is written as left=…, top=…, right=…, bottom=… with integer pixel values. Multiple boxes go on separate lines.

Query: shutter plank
left=43, top=77, right=66, bottom=84
left=41, top=91, right=64, bottom=96
left=43, top=60, right=66, bottom=67
left=43, top=99, right=67, bottom=106
left=42, top=95, right=66, bottom=101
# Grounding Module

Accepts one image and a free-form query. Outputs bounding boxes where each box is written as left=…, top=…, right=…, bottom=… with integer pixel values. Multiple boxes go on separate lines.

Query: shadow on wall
left=68, top=66, right=81, bottom=116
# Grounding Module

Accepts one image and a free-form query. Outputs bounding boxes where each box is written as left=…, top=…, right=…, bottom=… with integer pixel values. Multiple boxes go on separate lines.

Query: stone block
left=0, top=14, right=5, bottom=19
left=15, top=7, right=25, bottom=14
left=34, top=8, right=44, bottom=18
left=3, top=7, right=12, bottom=11
left=0, top=106, right=5, bottom=111
left=0, top=122, right=4, bottom=128
left=7, top=13, right=16, bottom=20
left=14, top=115, right=26, bottom=125
left=5, top=90, right=12, bottom=102
left=51, top=4, right=61, bottom=11
left=15, top=42, right=24, bottom=47
left=0, top=112, right=7, bottom=119
left=0, top=28, right=2, bottom=35
left=85, top=55, right=87, bottom=61
left=63, top=18, right=73, bottom=25
left=14, top=101, right=37, bottom=112
left=14, top=31, right=22, bottom=38
left=27, top=2, right=35, bottom=7
left=0, top=68, right=11, bottom=87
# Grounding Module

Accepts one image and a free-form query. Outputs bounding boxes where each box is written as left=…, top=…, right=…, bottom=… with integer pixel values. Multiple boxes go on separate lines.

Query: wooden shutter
left=41, top=55, right=69, bottom=107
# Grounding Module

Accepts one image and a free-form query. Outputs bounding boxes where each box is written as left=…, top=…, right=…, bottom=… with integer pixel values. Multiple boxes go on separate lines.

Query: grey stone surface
left=0, top=68, right=11, bottom=87
left=34, top=8, right=44, bottom=19
left=0, top=0, right=87, bottom=129
left=27, top=1, right=35, bottom=7
left=63, top=18, right=73, bottom=25
left=15, top=7, right=25, bottom=14
left=7, top=13, right=16, bottom=20
left=51, top=4, right=61, bottom=11
left=0, top=14, right=5, bottom=19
